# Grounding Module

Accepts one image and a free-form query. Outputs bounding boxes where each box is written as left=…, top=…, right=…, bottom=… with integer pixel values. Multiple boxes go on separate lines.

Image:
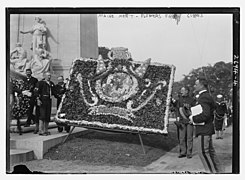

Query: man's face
left=45, top=72, right=51, bottom=81
left=180, top=87, right=188, bottom=97
left=194, top=80, right=203, bottom=92
left=57, top=77, right=64, bottom=83
left=26, top=70, right=32, bottom=77
left=217, top=98, right=222, bottom=102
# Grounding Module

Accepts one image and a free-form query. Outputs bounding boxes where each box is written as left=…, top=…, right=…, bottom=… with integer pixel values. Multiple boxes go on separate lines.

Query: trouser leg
left=44, top=121, right=49, bottom=133
left=197, top=135, right=221, bottom=173
left=26, top=98, right=35, bottom=124
left=215, top=131, right=219, bottom=138
left=209, top=137, right=224, bottom=173
left=43, top=99, right=51, bottom=134
left=57, top=98, right=61, bottom=110
left=39, top=120, right=44, bottom=134
left=186, top=124, right=193, bottom=156
left=220, top=130, right=223, bottom=138
left=34, top=106, right=40, bottom=132
left=179, top=123, right=187, bottom=155
left=17, top=118, right=22, bottom=135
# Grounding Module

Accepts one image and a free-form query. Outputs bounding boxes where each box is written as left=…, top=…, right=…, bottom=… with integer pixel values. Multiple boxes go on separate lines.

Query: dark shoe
left=65, top=126, right=71, bottom=133
left=216, top=137, right=219, bottom=139
left=19, top=131, right=22, bottom=135
left=33, top=130, right=38, bottom=134
left=45, top=132, right=51, bottom=135
left=39, top=132, right=45, bottom=136
left=178, top=154, right=186, bottom=158
left=39, top=133, right=48, bottom=136
left=219, top=137, right=223, bottom=139
left=187, top=155, right=192, bottom=159
left=58, top=126, right=63, bottom=133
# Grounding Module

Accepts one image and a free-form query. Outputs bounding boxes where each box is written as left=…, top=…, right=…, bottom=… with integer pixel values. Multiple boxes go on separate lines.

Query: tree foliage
left=173, top=61, right=232, bottom=100
left=98, top=46, right=110, bottom=59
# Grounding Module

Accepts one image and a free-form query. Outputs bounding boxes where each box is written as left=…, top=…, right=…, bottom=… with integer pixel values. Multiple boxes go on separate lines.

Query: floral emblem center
left=97, top=72, right=138, bottom=102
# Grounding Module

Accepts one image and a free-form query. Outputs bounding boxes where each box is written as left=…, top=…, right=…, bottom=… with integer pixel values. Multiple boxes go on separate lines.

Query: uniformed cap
left=217, top=94, right=223, bottom=99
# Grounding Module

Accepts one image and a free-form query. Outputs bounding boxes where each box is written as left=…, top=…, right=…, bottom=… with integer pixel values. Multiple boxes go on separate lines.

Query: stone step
left=10, top=122, right=59, bottom=148
left=10, top=149, right=34, bottom=166
left=10, top=121, right=57, bottom=134
left=10, top=126, right=89, bottom=159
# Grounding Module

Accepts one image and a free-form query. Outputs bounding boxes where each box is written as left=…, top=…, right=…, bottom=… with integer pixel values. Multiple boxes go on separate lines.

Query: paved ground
left=10, top=123, right=232, bottom=174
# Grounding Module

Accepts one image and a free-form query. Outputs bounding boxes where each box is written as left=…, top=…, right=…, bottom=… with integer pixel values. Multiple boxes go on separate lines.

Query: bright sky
left=98, top=14, right=232, bottom=81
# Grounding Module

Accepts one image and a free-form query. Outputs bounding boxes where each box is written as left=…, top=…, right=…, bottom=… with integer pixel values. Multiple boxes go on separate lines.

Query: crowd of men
left=10, top=69, right=69, bottom=136
left=171, top=76, right=232, bottom=173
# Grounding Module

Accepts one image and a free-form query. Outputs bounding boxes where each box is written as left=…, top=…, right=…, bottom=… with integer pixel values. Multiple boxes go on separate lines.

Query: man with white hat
left=214, top=94, right=228, bottom=139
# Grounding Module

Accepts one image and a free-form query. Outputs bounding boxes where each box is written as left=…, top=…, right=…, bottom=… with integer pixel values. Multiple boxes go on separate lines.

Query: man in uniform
left=35, top=72, right=56, bottom=136
left=214, top=94, right=228, bottom=139
left=23, top=69, right=38, bottom=127
left=189, top=77, right=223, bottom=173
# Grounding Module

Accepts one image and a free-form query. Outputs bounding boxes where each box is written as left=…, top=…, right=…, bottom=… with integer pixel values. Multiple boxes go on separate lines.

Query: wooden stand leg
left=138, top=133, right=146, bottom=155
left=62, top=126, right=75, bottom=144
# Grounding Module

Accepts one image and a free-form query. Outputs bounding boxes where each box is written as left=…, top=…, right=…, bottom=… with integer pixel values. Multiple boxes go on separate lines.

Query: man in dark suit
left=35, top=72, right=56, bottom=136
left=23, top=69, right=38, bottom=127
left=189, top=77, right=223, bottom=173
left=55, top=75, right=70, bottom=133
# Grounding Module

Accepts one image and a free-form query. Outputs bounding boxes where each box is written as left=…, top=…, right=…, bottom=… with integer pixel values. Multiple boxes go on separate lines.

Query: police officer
left=189, top=77, right=223, bottom=173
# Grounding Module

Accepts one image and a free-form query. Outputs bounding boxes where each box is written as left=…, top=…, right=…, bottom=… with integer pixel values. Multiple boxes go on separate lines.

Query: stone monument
left=10, top=14, right=98, bottom=80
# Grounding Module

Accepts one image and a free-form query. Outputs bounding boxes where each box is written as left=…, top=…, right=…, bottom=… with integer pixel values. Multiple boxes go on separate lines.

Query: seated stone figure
left=31, top=43, right=52, bottom=77
left=10, top=42, right=30, bottom=73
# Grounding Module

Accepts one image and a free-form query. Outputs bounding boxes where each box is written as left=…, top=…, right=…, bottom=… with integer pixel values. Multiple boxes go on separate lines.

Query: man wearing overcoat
left=35, top=72, right=57, bottom=135
left=23, top=69, right=38, bottom=127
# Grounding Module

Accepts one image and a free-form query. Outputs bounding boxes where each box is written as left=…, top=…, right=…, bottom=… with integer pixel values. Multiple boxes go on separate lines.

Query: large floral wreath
left=55, top=48, right=175, bottom=134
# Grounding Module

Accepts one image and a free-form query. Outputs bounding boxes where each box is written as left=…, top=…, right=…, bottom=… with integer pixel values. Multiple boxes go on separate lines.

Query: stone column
left=80, top=14, right=98, bottom=59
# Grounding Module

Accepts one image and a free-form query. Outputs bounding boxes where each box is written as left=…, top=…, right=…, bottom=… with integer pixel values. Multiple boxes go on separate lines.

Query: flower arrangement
left=55, top=48, right=175, bottom=134
left=11, top=77, right=31, bottom=119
